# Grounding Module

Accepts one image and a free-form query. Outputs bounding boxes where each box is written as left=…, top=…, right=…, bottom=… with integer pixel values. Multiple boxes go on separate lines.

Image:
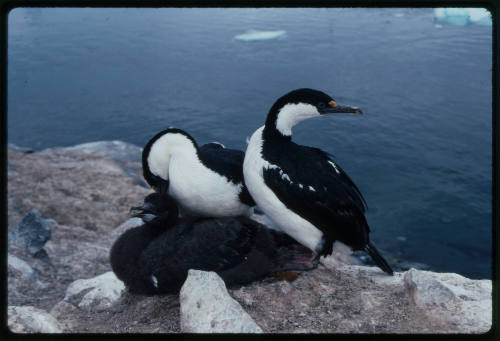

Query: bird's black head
left=264, top=88, right=362, bottom=137
left=130, top=193, right=179, bottom=227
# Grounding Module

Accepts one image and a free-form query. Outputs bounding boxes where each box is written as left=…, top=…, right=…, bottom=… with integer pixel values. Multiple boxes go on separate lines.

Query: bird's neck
left=147, top=135, right=200, bottom=181
left=263, top=125, right=292, bottom=144
left=264, top=102, right=320, bottom=139
left=263, top=105, right=293, bottom=142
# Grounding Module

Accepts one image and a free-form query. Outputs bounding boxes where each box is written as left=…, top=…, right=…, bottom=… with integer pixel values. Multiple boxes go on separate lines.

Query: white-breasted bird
left=243, top=88, right=393, bottom=275
left=142, top=128, right=255, bottom=217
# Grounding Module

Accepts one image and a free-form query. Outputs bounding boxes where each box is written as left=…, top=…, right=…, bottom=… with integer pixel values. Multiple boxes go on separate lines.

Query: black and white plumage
left=109, top=193, right=318, bottom=295
left=142, top=128, right=255, bottom=217
left=243, top=88, right=393, bottom=275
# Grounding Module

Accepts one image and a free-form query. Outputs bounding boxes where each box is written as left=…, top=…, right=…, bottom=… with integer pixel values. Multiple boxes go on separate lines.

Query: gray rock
left=180, top=270, right=263, bottom=333
left=404, top=268, right=457, bottom=308
left=119, top=165, right=149, bottom=188
left=54, top=140, right=142, bottom=163
left=50, top=300, right=78, bottom=319
left=8, top=306, right=63, bottom=333
left=110, top=217, right=144, bottom=240
left=8, top=209, right=54, bottom=257
left=49, top=301, right=78, bottom=331
left=63, top=271, right=125, bottom=311
left=8, top=143, right=34, bottom=153
left=8, top=254, right=35, bottom=280
left=404, top=268, right=492, bottom=333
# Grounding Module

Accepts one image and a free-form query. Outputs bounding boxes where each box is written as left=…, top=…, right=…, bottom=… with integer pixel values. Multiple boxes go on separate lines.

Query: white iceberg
left=234, top=29, right=287, bottom=42
left=433, top=8, right=491, bottom=26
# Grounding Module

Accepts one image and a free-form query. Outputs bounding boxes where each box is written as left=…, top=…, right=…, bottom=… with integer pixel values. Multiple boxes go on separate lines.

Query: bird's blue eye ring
left=318, top=102, right=326, bottom=109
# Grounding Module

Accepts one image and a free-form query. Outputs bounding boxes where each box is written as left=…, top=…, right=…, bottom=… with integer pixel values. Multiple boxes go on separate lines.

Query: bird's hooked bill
left=320, top=101, right=362, bottom=115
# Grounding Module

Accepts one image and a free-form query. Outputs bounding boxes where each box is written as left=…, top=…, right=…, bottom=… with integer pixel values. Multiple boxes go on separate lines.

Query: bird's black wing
left=199, top=143, right=256, bottom=207
left=261, top=143, right=370, bottom=254
left=199, top=143, right=244, bottom=184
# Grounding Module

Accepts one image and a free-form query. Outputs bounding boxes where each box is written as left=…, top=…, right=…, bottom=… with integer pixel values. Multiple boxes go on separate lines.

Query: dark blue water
left=8, top=8, right=492, bottom=279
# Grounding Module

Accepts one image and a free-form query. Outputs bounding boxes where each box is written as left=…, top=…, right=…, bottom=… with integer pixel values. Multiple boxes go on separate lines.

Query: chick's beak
left=130, top=202, right=155, bottom=218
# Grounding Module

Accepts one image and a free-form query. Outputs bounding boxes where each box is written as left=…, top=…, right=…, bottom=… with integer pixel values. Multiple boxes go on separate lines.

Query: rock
left=49, top=301, right=79, bottom=331
left=8, top=254, right=35, bottom=279
left=180, top=270, right=263, bottom=333
left=230, top=288, right=256, bottom=307
left=118, top=165, right=149, bottom=188
left=50, top=300, right=78, bottom=319
left=8, top=143, right=34, bottom=153
left=8, top=306, right=63, bottom=333
left=51, top=140, right=142, bottom=163
left=404, top=268, right=457, bottom=308
left=63, top=271, right=125, bottom=311
left=358, top=292, right=380, bottom=310
left=109, top=217, right=144, bottom=240
left=404, top=268, right=492, bottom=333
left=7, top=140, right=494, bottom=334
left=8, top=209, right=54, bottom=257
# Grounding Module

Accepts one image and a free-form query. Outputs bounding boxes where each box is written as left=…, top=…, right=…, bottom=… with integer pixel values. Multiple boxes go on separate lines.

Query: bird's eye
left=318, top=102, right=326, bottom=109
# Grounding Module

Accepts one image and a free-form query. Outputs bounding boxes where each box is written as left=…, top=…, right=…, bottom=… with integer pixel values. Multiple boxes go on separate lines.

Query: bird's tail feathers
left=364, top=242, right=394, bottom=275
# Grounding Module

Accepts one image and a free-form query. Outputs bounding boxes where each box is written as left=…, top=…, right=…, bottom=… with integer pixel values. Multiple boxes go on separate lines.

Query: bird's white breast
left=168, top=152, right=250, bottom=217
left=243, top=126, right=323, bottom=252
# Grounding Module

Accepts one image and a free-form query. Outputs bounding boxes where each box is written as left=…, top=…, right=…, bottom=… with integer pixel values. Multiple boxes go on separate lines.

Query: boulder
left=109, top=217, right=144, bottom=240
left=404, top=268, right=457, bottom=308
left=8, top=209, right=54, bottom=257
left=8, top=306, right=63, bottom=333
left=8, top=254, right=36, bottom=280
left=63, top=271, right=125, bottom=311
left=47, top=140, right=142, bottom=163
left=403, top=268, right=492, bottom=333
left=180, top=270, right=263, bottom=333
left=8, top=143, right=34, bottom=153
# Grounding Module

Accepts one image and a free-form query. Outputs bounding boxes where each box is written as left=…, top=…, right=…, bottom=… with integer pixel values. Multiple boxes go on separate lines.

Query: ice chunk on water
left=468, top=8, right=493, bottom=25
left=234, top=29, right=287, bottom=42
left=433, top=8, right=491, bottom=26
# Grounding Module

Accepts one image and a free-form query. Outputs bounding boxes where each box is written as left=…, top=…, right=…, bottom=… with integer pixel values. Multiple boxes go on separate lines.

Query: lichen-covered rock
left=63, top=271, right=125, bottom=311
left=8, top=306, right=63, bottom=333
left=180, top=270, right=263, bottom=333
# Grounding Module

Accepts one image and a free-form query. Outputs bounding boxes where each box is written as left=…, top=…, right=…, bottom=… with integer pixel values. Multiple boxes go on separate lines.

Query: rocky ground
left=6, top=141, right=493, bottom=334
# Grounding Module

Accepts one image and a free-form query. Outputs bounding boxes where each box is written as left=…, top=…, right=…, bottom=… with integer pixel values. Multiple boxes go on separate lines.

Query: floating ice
left=433, top=8, right=491, bottom=26
left=234, top=29, right=287, bottom=42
